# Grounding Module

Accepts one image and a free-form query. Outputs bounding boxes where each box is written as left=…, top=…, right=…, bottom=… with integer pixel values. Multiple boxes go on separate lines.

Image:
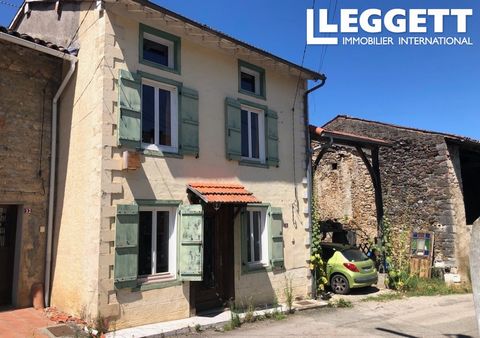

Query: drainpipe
left=303, top=77, right=326, bottom=299
left=45, top=59, right=77, bottom=307
left=0, top=31, right=78, bottom=307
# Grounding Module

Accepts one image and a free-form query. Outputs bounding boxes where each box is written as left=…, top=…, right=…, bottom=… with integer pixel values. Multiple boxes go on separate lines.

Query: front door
left=193, top=205, right=234, bottom=312
left=0, top=205, right=17, bottom=306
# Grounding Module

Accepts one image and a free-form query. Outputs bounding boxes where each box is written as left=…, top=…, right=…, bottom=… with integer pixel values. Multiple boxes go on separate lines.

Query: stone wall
left=322, top=116, right=469, bottom=276
left=0, top=40, right=62, bottom=306
left=314, top=146, right=377, bottom=244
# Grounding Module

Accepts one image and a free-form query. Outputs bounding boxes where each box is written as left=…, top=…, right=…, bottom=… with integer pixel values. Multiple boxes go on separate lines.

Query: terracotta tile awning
left=187, top=182, right=261, bottom=204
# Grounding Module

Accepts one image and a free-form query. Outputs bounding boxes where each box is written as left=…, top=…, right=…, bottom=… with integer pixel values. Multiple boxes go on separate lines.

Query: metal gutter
left=0, top=31, right=77, bottom=307
left=303, top=79, right=326, bottom=300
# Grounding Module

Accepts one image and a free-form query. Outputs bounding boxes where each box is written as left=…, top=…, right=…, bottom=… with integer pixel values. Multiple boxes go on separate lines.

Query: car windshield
left=342, top=249, right=369, bottom=262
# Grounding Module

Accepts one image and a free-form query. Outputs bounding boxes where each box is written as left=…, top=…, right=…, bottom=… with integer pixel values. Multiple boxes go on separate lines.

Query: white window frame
left=241, top=105, right=266, bottom=163
left=246, top=207, right=268, bottom=267
left=141, top=78, right=179, bottom=153
left=143, top=32, right=175, bottom=69
left=240, top=66, right=261, bottom=95
left=138, top=206, right=178, bottom=282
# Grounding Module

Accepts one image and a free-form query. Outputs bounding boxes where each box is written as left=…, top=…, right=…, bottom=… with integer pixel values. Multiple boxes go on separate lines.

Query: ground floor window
left=138, top=207, right=177, bottom=278
left=246, top=208, right=268, bottom=266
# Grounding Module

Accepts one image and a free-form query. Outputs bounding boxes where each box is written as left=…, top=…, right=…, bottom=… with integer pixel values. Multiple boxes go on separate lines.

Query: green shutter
left=114, top=204, right=139, bottom=288
left=118, top=69, right=142, bottom=149
left=179, top=87, right=199, bottom=157
left=269, top=207, right=285, bottom=269
left=225, top=97, right=242, bottom=160
left=266, top=110, right=279, bottom=167
left=179, top=204, right=203, bottom=281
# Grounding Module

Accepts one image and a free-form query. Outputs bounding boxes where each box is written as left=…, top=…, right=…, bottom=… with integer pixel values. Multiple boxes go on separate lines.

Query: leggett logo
left=306, top=8, right=474, bottom=46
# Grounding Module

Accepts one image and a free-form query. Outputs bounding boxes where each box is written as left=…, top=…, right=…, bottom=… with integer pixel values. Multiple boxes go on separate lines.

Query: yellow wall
left=96, top=4, right=313, bottom=328
left=50, top=3, right=104, bottom=319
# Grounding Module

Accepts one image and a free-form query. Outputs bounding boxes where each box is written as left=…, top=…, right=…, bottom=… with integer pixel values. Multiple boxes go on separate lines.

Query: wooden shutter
left=240, top=208, right=248, bottom=268
left=269, top=207, right=285, bottom=269
left=179, top=87, right=199, bottom=157
left=266, top=109, right=279, bottom=167
left=114, top=204, right=139, bottom=288
left=118, top=69, right=142, bottom=149
left=178, top=204, right=204, bottom=281
left=225, top=97, right=242, bottom=160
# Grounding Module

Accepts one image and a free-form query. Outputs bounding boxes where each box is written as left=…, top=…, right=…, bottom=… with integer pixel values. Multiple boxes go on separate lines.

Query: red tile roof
left=309, top=125, right=392, bottom=147
left=187, top=182, right=261, bottom=204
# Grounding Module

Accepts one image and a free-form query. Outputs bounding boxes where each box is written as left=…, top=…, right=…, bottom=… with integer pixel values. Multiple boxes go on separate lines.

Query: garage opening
left=0, top=205, right=18, bottom=306
left=460, top=149, right=480, bottom=225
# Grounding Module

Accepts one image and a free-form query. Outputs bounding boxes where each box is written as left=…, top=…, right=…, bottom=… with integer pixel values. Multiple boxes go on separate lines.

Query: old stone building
left=0, top=27, right=74, bottom=307
left=314, top=115, right=480, bottom=279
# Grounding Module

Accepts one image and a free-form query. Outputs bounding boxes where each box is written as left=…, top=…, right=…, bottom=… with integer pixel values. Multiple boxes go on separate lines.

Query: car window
left=321, top=247, right=335, bottom=261
left=342, top=249, right=369, bottom=262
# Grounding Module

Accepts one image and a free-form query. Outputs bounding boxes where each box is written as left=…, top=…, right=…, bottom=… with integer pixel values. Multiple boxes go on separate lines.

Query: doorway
left=0, top=205, right=18, bottom=306
left=192, top=205, right=235, bottom=313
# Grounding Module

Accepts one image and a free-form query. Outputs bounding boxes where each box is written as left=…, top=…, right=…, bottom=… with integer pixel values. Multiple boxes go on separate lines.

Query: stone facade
left=319, top=115, right=476, bottom=278
left=314, top=147, right=377, bottom=245
left=0, top=40, right=62, bottom=307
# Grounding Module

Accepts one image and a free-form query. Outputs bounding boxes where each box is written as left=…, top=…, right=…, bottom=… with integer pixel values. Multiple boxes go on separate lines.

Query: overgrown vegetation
left=404, top=276, right=472, bottom=296
left=361, top=292, right=405, bottom=302
left=284, top=276, right=294, bottom=314
left=310, top=180, right=329, bottom=296
left=328, top=298, right=353, bottom=308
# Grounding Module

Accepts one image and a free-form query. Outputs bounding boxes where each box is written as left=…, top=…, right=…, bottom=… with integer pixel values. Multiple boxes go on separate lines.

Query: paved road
left=195, top=294, right=478, bottom=337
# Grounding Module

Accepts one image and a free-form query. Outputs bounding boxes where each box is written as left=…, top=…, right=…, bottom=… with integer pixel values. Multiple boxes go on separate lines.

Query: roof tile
left=187, top=182, right=261, bottom=204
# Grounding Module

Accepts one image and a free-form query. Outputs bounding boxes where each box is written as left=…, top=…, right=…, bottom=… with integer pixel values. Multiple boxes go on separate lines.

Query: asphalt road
left=195, top=294, right=478, bottom=337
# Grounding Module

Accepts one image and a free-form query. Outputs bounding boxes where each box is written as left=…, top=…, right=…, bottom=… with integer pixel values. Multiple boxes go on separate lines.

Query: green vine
left=310, top=176, right=328, bottom=295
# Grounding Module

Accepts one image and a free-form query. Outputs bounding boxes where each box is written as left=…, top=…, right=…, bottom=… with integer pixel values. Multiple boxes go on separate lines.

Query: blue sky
left=1, top=0, right=478, bottom=139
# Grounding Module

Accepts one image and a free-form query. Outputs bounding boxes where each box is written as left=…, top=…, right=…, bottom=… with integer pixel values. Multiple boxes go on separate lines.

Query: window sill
left=132, top=275, right=182, bottom=292
left=142, top=148, right=183, bottom=159
left=239, top=159, right=269, bottom=168
left=242, top=263, right=272, bottom=275
left=140, top=59, right=181, bottom=75
left=239, top=89, right=266, bottom=101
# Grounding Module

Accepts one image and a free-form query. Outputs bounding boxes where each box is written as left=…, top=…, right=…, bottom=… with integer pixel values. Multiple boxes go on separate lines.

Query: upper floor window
left=241, top=105, right=265, bottom=163
left=239, top=60, right=266, bottom=99
left=140, top=24, right=181, bottom=73
left=142, top=79, right=179, bottom=153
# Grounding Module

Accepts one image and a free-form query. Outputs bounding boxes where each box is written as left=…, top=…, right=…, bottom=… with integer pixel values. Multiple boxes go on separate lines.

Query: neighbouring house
left=0, top=27, right=75, bottom=308
left=10, top=0, right=326, bottom=329
left=313, top=115, right=480, bottom=280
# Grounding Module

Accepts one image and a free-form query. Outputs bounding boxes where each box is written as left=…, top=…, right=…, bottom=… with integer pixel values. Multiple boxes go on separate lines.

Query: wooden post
left=470, top=218, right=480, bottom=335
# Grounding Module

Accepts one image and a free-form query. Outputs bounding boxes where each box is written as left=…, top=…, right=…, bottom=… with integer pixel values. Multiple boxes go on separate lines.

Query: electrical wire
left=66, top=0, right=95, bottom=49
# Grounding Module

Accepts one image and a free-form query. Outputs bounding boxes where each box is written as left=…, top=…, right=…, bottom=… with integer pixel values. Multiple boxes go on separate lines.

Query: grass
left=361, top=292, right=405, bottom=302
left=405, top=278, right=472, bottom=297
left=328, top=298, right=353, bottom=308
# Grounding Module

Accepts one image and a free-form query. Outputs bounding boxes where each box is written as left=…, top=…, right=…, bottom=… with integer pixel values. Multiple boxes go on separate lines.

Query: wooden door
left=0, top=205, right=17, bottom=306
left=194, top=205, right=234, bottom=312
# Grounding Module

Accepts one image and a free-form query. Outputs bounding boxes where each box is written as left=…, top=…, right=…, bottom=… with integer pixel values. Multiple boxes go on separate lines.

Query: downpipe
left=45, top=59, right=77, bottom=307
left=303, top=78, right=326, bottom=299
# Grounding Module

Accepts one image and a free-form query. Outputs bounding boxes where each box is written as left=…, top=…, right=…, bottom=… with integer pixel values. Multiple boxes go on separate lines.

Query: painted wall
left=0, top=40, right=61, bottom=307
left=49, top=4, right=104, bottom=319
left=97, top=4, right=312, bottom=328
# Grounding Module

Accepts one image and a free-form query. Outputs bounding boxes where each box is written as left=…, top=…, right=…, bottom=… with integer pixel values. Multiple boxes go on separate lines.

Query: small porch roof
left=187, top=182, right=261, bottom=204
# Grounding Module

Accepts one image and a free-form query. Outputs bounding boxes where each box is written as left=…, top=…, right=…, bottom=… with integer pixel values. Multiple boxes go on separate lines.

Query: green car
left=320, top=243, right=378, bottom=294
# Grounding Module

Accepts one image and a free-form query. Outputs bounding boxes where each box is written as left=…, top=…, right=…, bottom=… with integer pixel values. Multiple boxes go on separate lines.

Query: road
left=193, top=294, right=478, bottom=337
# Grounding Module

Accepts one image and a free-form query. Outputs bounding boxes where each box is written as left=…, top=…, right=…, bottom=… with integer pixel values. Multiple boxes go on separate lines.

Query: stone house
left=10, top=0, right=325, bottom=329
left=0, top=27, right=75, bottom=308
left=314, top=115, right=480, bottom=279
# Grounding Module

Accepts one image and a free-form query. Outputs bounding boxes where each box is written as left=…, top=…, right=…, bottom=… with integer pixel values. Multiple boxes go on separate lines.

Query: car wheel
left=331, top=274, right=350, bottom=295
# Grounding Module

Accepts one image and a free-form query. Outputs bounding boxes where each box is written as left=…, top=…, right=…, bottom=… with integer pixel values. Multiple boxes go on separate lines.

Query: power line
left=66, top=0, right=95, bottom=49
left=318, top=0, right=338, bottom=72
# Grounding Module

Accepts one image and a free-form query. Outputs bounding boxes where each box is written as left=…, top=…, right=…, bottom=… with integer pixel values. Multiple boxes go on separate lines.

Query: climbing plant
left=310, top=176, right=328, bottom=295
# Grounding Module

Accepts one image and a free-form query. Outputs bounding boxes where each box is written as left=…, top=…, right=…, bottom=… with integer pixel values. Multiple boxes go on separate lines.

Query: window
left=140, top=24, right=180, bottom=73
left=241, top=105, right=265, bottom=162
left=141, top=79, right=178, bottom=153
left=138, top=207, right=177, bottom=279
left=238, top=60, right=266, bottom=99
left=245, top=208, right=268, bottom=266
left=411, top=232, right=432, bottom=257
